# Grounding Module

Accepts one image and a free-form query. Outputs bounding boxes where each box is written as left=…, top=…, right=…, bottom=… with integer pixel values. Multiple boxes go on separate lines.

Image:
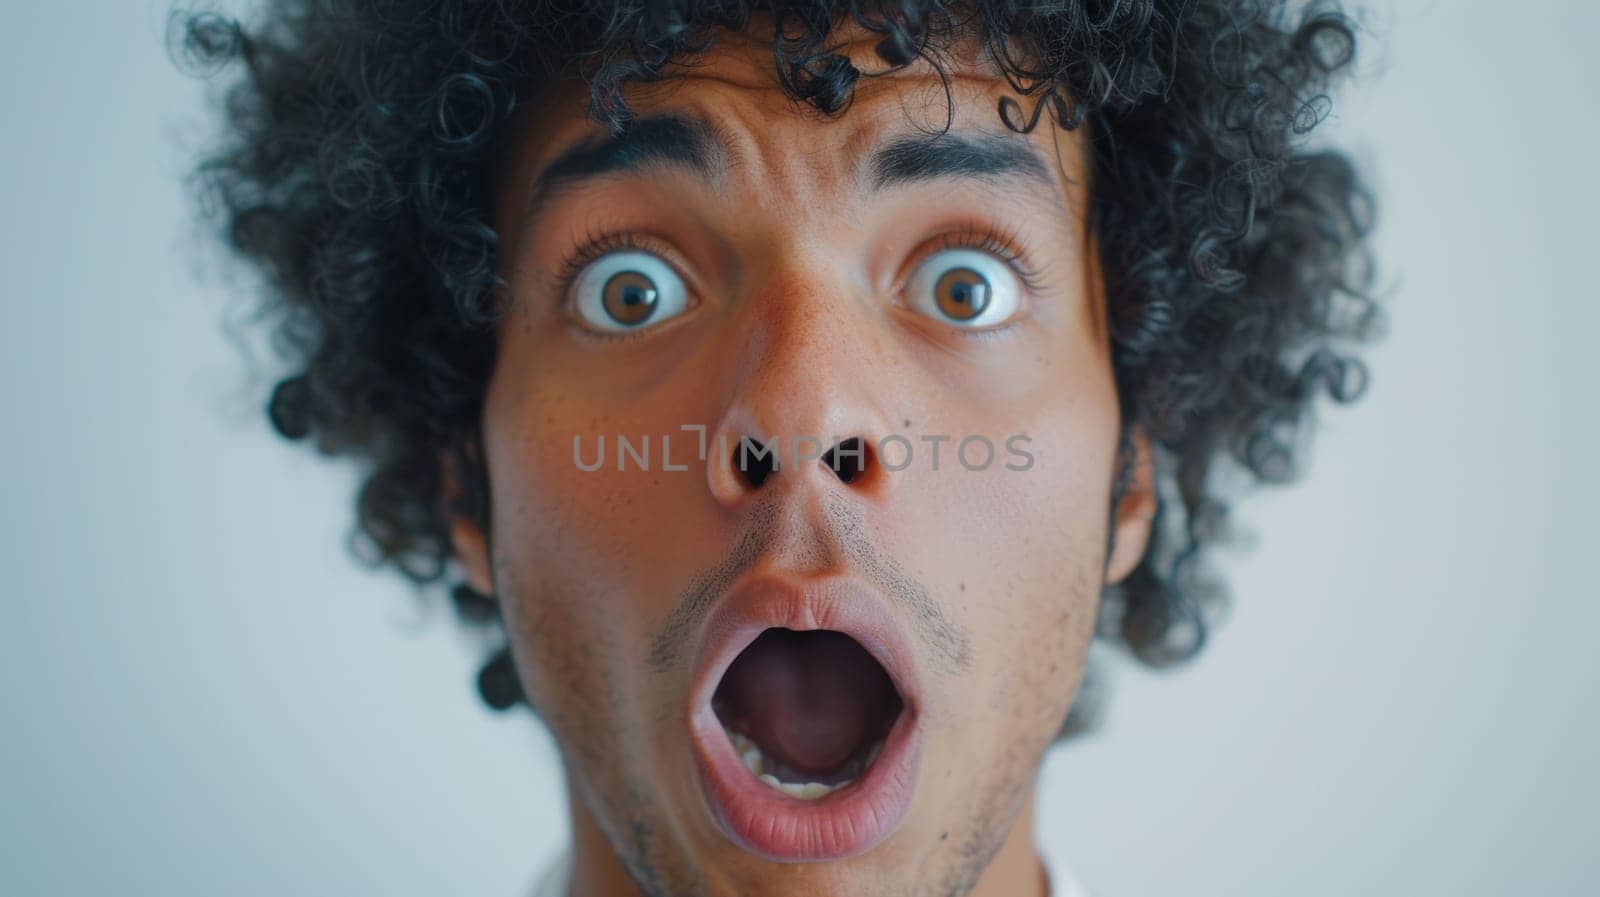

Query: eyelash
left=551, top=225, right=680, bottom=299
left=550, top=221, right=1047, bottom=310
left=914, top=222, right=1049, bottom=297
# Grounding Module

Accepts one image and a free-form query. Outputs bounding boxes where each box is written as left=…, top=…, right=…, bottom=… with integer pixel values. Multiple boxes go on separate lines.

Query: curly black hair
left=173, top=0, right=1381, bottom=728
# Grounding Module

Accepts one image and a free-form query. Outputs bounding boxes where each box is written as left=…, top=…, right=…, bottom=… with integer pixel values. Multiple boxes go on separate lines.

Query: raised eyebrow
left=520, top=113, right=730, bottom=226
left=518, top=118, right=1058, bottom=229
left=868, top=130, right=1058, bottom=195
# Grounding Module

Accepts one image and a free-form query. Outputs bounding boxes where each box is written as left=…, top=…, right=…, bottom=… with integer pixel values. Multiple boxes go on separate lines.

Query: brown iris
left=934, top=267, right=990, bottom=321
left=602, top=271, right=659, bottom=325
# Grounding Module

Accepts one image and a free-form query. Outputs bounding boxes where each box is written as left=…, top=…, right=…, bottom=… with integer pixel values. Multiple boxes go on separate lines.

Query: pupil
left=603, top=272, right=658, bottom=325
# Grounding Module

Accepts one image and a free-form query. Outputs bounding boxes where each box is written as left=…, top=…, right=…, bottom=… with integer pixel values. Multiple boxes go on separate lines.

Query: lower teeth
left=726, top=728, right=884, bottom=801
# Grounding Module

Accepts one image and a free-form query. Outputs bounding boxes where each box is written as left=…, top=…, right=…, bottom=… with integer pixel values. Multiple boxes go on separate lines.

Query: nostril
left=821, top=436, right=872, bottom=485
left=734, top=436, right=778, bottom=490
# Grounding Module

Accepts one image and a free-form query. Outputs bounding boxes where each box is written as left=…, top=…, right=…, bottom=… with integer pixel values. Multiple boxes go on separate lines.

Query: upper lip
left=685, top=570, right=923, bottom=733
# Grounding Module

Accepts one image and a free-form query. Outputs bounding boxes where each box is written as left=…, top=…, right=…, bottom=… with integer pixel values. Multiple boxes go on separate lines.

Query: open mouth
left=713, top=628, right=905, bottom=800
left=686, top=576, right=924, bottom=862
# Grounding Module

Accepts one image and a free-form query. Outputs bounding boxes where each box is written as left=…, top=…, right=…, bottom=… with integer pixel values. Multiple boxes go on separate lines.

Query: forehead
left=494, top=18, right=1088, bottom=228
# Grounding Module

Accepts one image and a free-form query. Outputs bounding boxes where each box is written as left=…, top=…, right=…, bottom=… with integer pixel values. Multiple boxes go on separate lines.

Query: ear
left=441, top=443, right=495, bottom=596
left=1104, top=426, right=1158, bottom=587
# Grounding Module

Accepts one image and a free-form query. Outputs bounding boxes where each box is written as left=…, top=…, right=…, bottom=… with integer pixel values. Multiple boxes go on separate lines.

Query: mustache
left=644, top=489, right=973, bottom=677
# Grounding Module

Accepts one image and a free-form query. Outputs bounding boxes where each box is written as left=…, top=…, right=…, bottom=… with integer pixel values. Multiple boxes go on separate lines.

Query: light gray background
left=2, top=1, right=1594, bottom=895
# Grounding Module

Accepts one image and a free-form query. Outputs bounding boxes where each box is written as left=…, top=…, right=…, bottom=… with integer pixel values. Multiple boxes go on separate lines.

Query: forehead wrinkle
left=498, top=18, right=1064, bottom=227
left=638, top=63, right=1031, bottom=101
left=633, top=64, right=1040, bottom=145
left=609, top=90, right=840, bottom=218
left=625, top=71, right=1077, bottom=215
left=655, top=13, right=1018, bottom=97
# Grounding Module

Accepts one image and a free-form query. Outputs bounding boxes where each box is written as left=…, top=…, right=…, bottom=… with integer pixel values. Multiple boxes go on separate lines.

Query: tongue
left=718, top=629, right=895, bottom=776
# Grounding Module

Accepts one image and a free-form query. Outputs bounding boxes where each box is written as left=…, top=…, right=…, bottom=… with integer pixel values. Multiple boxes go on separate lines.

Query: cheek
left=483, top=337, right=712, bottom=581
left=996, top=385, right=1116, bottom=718
left=888, top=365, right=1116, bottom=741
left=479, top=349, right=726, bottom=716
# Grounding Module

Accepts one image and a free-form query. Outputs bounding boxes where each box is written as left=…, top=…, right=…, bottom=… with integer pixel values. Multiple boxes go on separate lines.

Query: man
left=178, top=2, right=1378, bottom=894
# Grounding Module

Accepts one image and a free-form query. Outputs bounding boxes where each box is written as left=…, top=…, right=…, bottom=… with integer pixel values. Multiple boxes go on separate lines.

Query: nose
left=704, top=277, right=897, bottom=508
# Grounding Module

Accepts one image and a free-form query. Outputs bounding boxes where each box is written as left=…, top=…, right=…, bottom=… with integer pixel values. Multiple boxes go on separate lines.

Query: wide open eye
left=904, top=248, right=1022, bottom=328
left=571, top=250, right=690, bottom=333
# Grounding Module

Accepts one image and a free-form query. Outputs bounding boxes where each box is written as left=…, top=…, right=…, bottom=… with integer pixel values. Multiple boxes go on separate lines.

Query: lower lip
left=689, top=690, right=922, bottom=861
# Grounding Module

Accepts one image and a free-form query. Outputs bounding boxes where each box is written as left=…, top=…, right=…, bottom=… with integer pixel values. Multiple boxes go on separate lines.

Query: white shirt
left=529, top=840, right=1090, bottom=896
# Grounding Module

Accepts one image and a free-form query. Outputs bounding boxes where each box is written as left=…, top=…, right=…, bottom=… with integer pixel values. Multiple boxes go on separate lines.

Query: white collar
left=530, top=840, right=1090, bottom=896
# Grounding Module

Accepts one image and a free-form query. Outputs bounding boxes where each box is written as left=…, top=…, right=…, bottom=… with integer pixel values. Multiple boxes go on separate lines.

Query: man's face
left=460, top=19, right=1153, bottom=897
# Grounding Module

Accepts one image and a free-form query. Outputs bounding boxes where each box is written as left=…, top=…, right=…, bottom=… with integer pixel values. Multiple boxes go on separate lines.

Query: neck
left=970, top=789, right=1050, bottom=897
left=561, top=779, right=1047, bottom=897
left=564, top=776, right=645, bottom=897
